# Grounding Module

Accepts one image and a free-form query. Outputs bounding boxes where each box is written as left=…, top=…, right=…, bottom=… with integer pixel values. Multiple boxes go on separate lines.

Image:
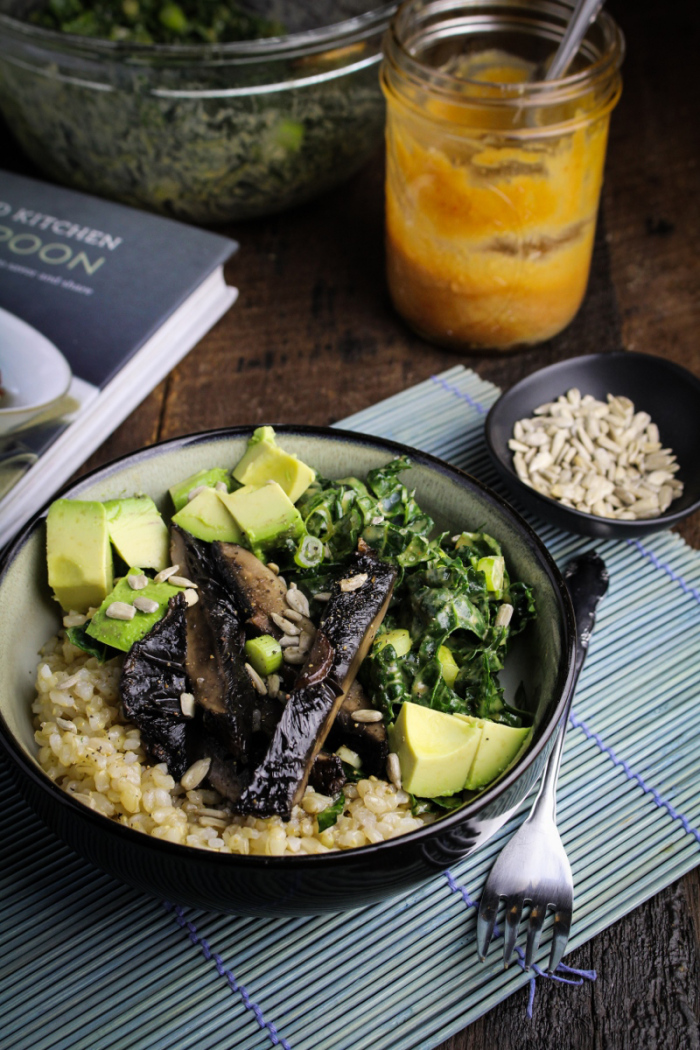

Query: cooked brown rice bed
left=32, top=618, right=429, bottom=855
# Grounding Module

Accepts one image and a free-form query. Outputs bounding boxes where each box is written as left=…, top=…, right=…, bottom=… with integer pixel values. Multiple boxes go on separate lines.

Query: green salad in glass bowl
left=0, top=0, right=395, bottom=222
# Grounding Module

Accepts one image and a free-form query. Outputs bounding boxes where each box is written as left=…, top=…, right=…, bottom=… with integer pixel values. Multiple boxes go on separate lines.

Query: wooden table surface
left=4, top=0, right=699, bottom=1044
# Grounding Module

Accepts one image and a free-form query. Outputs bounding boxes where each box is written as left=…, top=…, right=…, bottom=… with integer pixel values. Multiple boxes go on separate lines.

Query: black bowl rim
left=0, top=423, right=577, bottom=869
left=484, top=351, right=700, bottom=534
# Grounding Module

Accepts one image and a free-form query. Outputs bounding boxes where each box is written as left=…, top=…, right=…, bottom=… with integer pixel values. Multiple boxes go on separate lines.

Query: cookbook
left=0, top=169, right=238, bottom=550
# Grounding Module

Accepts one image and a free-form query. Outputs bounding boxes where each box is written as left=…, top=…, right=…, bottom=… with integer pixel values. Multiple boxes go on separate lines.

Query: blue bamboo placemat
left=2, top=365, right=700, bottom=1050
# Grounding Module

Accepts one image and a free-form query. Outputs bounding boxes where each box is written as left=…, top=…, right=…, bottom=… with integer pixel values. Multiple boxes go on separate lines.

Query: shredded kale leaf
left=291, top=458, right=537, bottom=732
left=66, top=623, right=113, bottom=663
left=317, top=792, right=345, bottom=832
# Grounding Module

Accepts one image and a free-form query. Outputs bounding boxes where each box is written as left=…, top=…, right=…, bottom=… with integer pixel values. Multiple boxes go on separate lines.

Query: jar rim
left=0, top=1, right=396, bottom=61
left=383, top=0, right=624, bottom=108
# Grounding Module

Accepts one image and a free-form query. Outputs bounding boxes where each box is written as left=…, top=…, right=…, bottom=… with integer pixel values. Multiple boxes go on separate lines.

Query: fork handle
left=528, top=551, right=609, bottom=821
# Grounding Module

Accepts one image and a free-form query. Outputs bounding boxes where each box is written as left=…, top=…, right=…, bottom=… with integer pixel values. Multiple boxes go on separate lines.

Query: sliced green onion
left=294, top=534, right=324, bottom=569
left=244, top=635, right=282, bottom=676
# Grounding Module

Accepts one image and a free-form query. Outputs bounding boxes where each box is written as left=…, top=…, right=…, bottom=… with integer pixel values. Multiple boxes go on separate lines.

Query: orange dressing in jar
left=382, top=4, right=624, bottom=352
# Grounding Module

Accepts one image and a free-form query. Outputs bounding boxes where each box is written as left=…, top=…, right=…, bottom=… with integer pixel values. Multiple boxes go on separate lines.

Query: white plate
left=0, top=308, right=73, bottom=436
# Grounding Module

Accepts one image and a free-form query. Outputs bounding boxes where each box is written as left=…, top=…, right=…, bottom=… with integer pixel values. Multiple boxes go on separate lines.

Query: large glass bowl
left=0, top=0, right=395, bottom=222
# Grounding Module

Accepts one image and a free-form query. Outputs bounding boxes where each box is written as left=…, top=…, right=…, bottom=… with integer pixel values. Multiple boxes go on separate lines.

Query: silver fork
left=476, top=550, right=609, bottom=973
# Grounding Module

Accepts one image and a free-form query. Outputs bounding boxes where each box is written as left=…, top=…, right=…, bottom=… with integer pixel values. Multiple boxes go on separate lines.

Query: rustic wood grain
left=1, top=0, right=698, bottom=1043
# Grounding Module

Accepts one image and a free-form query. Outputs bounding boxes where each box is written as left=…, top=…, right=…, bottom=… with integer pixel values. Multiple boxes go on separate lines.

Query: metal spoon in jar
left=541, top=0, right=607, bottom=80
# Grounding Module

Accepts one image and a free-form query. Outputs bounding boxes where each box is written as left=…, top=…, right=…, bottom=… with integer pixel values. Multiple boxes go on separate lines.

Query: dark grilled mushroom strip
left=235, top=546, right=397, bottom=818
left=309, top=751, right=346, bottom=796
left=170, top=525, right=282, bottom=762
left=327, top=680, right=389, bottom=777
left=120, top=592, right=192, bottom=781
left=212, top=542, right=315, bottom=637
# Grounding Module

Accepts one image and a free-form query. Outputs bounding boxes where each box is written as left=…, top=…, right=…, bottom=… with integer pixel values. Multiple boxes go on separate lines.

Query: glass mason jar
left=381, top=0, right=624, bottom=352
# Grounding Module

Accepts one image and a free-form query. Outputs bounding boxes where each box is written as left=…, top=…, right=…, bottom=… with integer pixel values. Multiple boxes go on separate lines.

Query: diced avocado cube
left=388, top=702, right=482, bottom=798
left=47, top=499, right=113, bottom=613
left=456, top=715, right=531, bottom=791
left=233, top=426, right=315, bottom=503
left=437, top=645, right=460, bottom=687
left=86, top=568, right=182, bottom=652
left=104, top=496, right=169, bottom=571
left=244, top=635, right=283, bottom=676
left=219, top=482, right=305, bottom=555
left=169, top=468, right=231, bottom=513
left=477, top=555, right=505, bottom=596
left=374, top=628, right=412, bottom=658
left=172, top=487, right=242, bottom=544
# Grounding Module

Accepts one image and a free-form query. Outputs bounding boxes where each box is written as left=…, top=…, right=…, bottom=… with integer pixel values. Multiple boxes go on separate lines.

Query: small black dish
left=485, top=351, right=700, bottom=539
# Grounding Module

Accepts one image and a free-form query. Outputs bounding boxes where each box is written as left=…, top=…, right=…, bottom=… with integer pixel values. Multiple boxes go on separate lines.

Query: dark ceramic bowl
left=0, top=426, right=575, bottom=916
left=485, top=352, right=700, bottom=539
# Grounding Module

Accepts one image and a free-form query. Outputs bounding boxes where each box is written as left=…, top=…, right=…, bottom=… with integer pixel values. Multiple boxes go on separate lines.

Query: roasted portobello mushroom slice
left=212, top=541, right=315, bottom=637
left=236, top=544, right=397, bottom=818
left=119, top=592, right=192, bottom=781
left=171, top=525, right=282, bottom=763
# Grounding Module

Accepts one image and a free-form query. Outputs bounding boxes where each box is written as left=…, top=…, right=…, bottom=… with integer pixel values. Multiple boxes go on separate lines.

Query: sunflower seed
left=286, top=585, right=310, bottom=617
left=154, top=564, right=180, bottom=583
left=245, top=663, right=267, bottom=695
left=180, top=693, right=196, bottom=718
left=267, top=674, right=281, bottom=698
left=133, top=596, right=159, bottom=614
left=387, top=753, right=402, bottom=789
left=187, top=486, right=208, bottom=502
left=181, top=758, right=211, bottom=790
left=183, top=589, right=199, bottom=607
left=351, top=709, right=383, bottom=723
left=280, top=634, right=302, bottom=647
left=169, top=575, right=198, bottom=589
left=105, top=602, right=136, bottom=621
left=272, top=612, right=300, bottom=635
left=127, top=573, right=149, bottom=591
left=339, top=573, right=368, bottom=593
left=495, top=604, right=514, bottom=628
left=283, top=647, right=307, bottom=665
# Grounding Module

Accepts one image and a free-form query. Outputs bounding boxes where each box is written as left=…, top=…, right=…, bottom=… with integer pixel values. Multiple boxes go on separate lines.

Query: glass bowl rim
left=0, top=1, right=397, bottom=61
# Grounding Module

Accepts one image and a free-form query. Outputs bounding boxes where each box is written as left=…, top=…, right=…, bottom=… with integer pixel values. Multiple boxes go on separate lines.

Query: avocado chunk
left=104, top=496, right=170, bottom=572
left=172, top=487, right=242, bottom=544
left=233, top=426, right=315, bottom=503
left=374, top=628, right=412, bottom=658
left=437, top=645, right=460, bottom=687
left=456, top=715, right=531, bottom=791
left=388, top=701, right=482, bottom=798
left=477, top=555, right=505, bottom=597
left=47, top=499, right=113, bottom=613
left=169, top=468, right=231, bottom=513
left=219, top=482, right=305, bottom=556
left=86, top=568, right=182, bottom=652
